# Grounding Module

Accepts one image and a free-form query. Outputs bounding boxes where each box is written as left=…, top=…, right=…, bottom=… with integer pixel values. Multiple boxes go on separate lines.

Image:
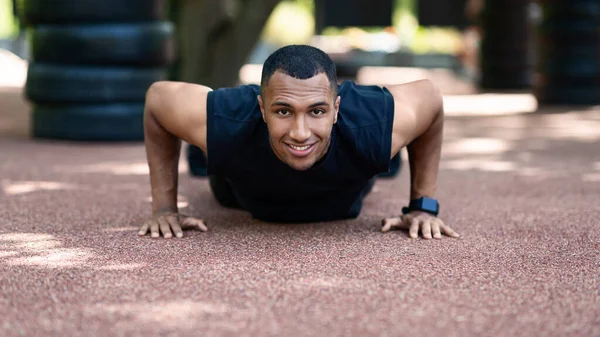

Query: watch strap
left=402, top=197, right=440, bottom=216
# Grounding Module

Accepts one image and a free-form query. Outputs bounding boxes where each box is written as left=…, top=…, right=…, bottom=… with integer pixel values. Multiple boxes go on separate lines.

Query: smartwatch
left=402, top=197, right=440, bottom=216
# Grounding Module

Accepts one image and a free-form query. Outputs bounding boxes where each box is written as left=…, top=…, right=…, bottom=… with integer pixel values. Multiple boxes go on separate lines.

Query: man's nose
left=289, top=116, right=311, bottom=142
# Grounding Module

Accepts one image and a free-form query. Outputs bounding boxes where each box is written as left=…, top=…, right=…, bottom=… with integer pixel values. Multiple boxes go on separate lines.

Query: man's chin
left=273, top=147, right=315, bottom=171
left=287, top=160, right=314, bottom=171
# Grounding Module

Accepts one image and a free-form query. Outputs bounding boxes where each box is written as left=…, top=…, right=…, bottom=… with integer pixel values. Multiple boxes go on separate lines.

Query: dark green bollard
left=534, top=0, right=600, bottom=105
left=479, top=0, right=535, bottom=90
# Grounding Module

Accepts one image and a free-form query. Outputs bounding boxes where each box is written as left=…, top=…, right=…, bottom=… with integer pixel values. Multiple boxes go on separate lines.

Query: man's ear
left=333, top=95, right=341, bottom=124
left=257, top=95, right=266, bottom=122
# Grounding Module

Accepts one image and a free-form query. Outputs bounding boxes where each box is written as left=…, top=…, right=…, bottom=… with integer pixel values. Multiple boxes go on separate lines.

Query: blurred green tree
left=170, top=0, right=282, bottom=88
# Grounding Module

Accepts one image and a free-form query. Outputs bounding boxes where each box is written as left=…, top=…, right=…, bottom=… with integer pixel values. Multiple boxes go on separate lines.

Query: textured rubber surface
left=32, top=103, right=145, bottom=141
left=17, top=0, right=168, bottom=24
left=1, top=101, right=599, bottom=337
left=25, top=63, right=167, bottom=103
left=30, top=22, right=175, bottom=66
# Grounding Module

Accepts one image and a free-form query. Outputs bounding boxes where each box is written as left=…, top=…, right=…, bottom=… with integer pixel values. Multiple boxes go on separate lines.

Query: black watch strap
left=402, top=197, right=440, bottom=216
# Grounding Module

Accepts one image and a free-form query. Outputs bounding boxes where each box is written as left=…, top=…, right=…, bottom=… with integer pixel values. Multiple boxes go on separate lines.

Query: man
left=138, top=45, right=459, bottom=240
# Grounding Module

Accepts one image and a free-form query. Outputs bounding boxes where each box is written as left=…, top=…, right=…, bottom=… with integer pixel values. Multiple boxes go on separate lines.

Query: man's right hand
left=138, top=212, right=208, bottom=239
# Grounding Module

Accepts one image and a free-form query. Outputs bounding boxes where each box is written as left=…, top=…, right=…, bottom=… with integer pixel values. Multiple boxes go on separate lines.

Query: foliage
left=261, top=1, right=314, bottom=45
left=0, top=0, right=18, bottom=38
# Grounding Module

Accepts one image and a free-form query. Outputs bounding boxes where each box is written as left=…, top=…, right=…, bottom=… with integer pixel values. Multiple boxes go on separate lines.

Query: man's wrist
left=152, top=197, right=178, bottom=214
left=402, top=196, right=440, bottom=216
left=153, top=206, right=178, bottom=215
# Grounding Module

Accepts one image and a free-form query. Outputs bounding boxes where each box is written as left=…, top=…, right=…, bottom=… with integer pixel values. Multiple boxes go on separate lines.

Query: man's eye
left=312, top=109, right=325, bottom=116
left=277, top=109, right=290, bottom=116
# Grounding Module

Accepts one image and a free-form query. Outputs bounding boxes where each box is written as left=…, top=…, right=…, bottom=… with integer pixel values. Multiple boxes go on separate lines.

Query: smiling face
left=258, top=71, right=340, bottom=171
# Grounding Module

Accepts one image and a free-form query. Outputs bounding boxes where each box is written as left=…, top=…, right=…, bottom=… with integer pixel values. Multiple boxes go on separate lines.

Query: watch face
left=422, top=197, right=438, bottom=211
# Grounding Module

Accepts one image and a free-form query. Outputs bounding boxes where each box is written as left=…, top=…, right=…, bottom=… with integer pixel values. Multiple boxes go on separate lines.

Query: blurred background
left=0, top=0, right=596, bottom=142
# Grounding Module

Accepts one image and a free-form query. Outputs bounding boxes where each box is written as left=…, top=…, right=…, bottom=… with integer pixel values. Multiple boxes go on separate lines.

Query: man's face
left=258, top=71, right=340, bottom=171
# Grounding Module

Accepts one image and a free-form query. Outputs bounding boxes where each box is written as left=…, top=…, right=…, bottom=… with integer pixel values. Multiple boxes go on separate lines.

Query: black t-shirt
left=206, top=80, right=395, bottom=223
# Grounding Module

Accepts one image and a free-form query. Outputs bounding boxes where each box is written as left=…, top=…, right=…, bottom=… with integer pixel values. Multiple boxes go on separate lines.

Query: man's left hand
left=381, top=211, right=460, bottom=239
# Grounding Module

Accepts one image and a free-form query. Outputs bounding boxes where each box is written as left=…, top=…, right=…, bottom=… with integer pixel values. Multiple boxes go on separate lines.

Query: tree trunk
left=171, top=0, right=282, bottom=88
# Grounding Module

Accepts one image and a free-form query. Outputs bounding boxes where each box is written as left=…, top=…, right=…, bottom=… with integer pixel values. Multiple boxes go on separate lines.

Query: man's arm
left=382, top=79, right=459, bottom=238
left=388, top=79, right=443, bottom=200
left=139, top=81, right=212, bottom=238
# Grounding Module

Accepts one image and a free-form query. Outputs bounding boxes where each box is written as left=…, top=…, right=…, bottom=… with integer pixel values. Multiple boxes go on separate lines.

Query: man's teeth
left=289, top=144, right=311, bottom=151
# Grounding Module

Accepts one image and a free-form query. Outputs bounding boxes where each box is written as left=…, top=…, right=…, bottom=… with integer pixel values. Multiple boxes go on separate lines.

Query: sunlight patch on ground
left=443, top=138, right=511, bottom=156
left=7, top=249, right=92, bottom=268
left=581, top=173, right=600, bottom=182
left=91, top=300, right=253, bottom=330
left=515, top=167, right=565, bottom=180
left=0, top=233, right=93, bottom=268
left=0, top=251, right=19, bottom=258
left=103, top=226, right=138, bottom=233
left=517, top=167, right=549, bottom=177
left=96, top=263, right=145, bottom=271
left=533, top=113, right=600, bottom=142
left=291, top=276, right=364, bottom=289
left=0, top=233, right=55, bottom=242
left=55, top=161, right=189, bottom=176
left=0, top=232, right=132, bottom=270
left=442, top=158, right=516, bottom=172
left=0, top=234, right=61, bottom=253
left=63, top=162, right=150, bottom=175
left=2, top=180, right=80, bottom=195
left=441, top=157, right=566, bottom=179
left=0, top=49, right=27, bottom=88
left=443, top=93, right=537, bottom=116
left=14, top=239, right=61, bottom=251
left=544, top=121, right=600, bottom=142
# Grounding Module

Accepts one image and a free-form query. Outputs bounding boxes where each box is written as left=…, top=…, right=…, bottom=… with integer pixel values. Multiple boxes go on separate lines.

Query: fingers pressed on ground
left=167, top=217, right=184, bottom=238
left=181, top=217, right=208, bottom=232
left=150, top=220, right=160, bottom=238
left=138, top=222, right=150, bottom=236
left=431, top=221, right=442, bottom=239
left=158, top=218, right=172, bottom=238
left=381, top=217, right=401, bottom=232
left=196, top=219, right=208, bottom=232
left=409, top=218, right=420, bottom=238
left=441, top=224, right=460, bottom=238
left=422, top=220, right=432, bottom=239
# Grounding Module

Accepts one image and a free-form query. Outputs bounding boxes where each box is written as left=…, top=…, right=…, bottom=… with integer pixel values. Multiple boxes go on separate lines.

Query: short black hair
left=260, top=44, right=338, bottom=97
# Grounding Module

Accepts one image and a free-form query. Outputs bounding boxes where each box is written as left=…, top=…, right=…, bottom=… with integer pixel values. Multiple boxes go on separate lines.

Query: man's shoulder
left=338, top=80, right=386, bottom=95
left=333, top=80, right=395, bottom=176
left=206, top=84, right=265, bottom=175
left=336, top=80, right=394, bottom=129
left=212, top=83, right=260, bottom=96
left=209, top=84, right=262, bottom=122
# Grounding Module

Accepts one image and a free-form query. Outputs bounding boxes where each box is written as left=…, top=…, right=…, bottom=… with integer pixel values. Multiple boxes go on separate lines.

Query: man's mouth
left=286, top=143, right=315, bottom=157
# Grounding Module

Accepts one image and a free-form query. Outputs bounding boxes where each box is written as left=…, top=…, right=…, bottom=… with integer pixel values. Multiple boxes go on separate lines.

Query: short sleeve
left=206, top=84, right=262, bottom=175
left=336, top=81, right=395, bottom=176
